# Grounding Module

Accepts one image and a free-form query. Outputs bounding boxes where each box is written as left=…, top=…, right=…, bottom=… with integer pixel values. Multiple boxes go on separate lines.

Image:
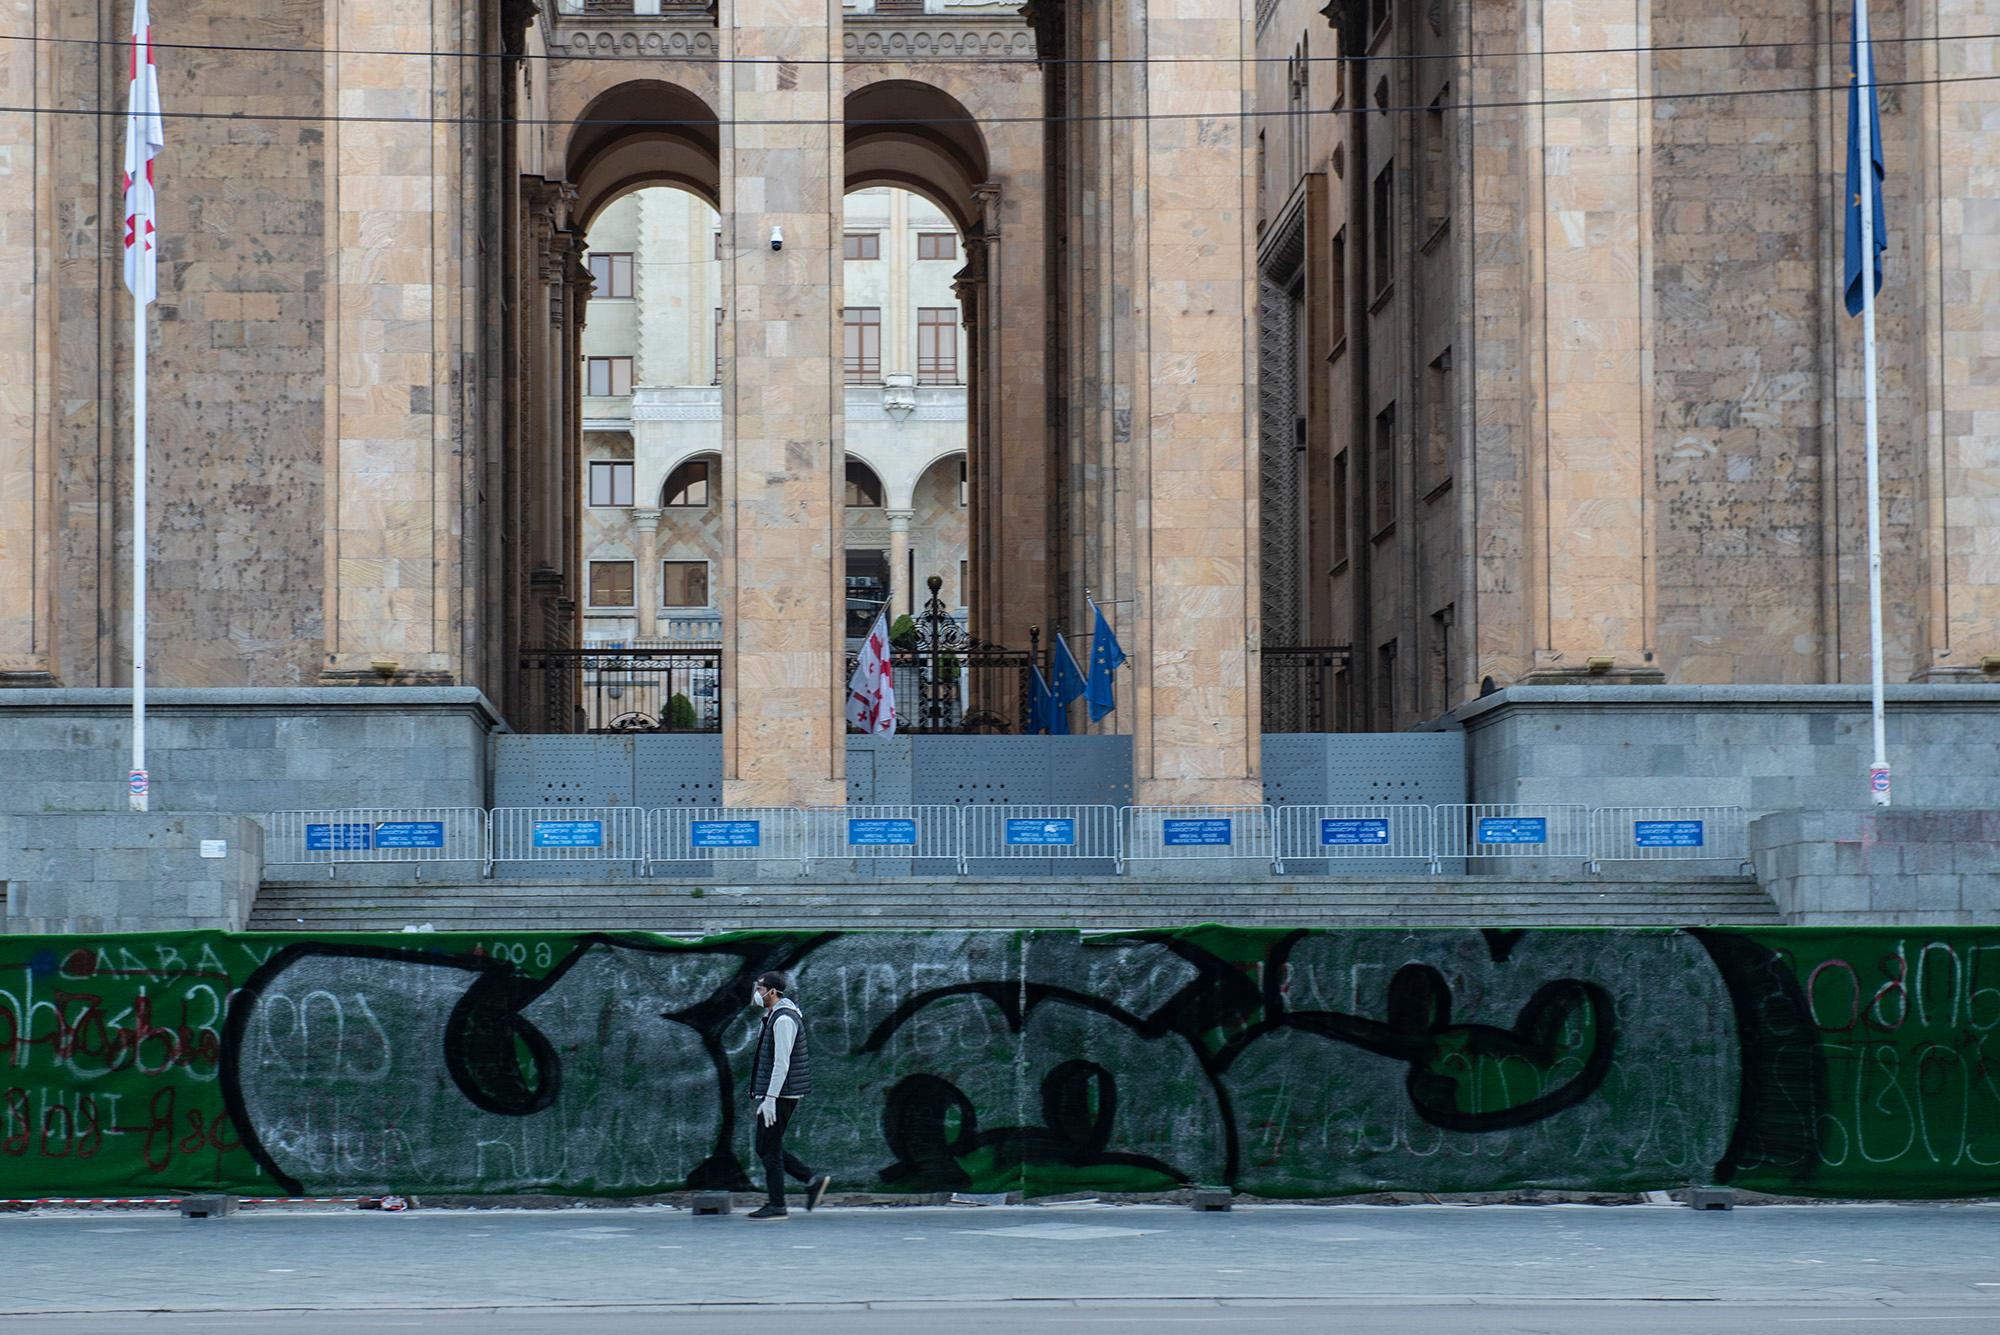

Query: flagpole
left=1856, top=0, right=1889, bottom=807
left=130, top=259, right=148, bottom=811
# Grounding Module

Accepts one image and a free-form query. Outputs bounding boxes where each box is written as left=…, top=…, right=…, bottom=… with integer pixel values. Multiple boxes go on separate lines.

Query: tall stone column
left=1519, top=0, right=1657, bottom=683
left=633, top=508, right=662, bottom=640
left=717, top=0, right=845, bottom=806
left=887, top=510, right=914, bottom=619
left=1123, top=0, right=1261, bottom=804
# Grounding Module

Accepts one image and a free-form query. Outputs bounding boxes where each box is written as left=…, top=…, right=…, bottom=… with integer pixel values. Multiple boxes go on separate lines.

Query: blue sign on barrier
left=1477, top=817, right=1548, bottom=845
left=1163, top=818, right=1233, bottom=847
left=305, top=823, right=373, bottom=852
left=1633, top=820, right=1705, bottom=848
left=1005, top=819, right=1077, bottom=847
left=691, top=820, right=763, bottom=849
left=1320, top=818, right=1391, bottom=846
left=532, top=820, right=605, bottom=849
left=373, top=821, right=446, bottom=850
left=848, top=818, right=919, bottom=847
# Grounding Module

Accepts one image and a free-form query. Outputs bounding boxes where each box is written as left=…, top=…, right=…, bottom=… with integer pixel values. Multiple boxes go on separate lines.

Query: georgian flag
left=845, top=610, right=897, bottom=736
left=123, top=0, right=164, bottom=305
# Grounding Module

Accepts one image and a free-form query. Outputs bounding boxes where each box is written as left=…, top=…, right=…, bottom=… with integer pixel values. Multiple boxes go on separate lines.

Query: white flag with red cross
left=845, top=610, right=897, bottom=736
left=123, top=0, right=164, bottom=305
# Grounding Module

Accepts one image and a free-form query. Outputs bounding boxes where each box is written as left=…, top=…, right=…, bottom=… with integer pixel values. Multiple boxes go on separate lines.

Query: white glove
left=757, top=1096, right=778, bottom=1127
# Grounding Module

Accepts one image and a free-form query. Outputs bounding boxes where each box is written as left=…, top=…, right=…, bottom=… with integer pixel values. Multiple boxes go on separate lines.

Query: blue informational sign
left=1163, top=818, right=1233, bottom=847
left=1320, top=818, right=1391, bottom=846
left=1477, top=817, right=1548, bottom=846
left=848, top=818, right=919, bottom=847
left=1005, top=819, right=1077, bottom=847
left=1633, top=820, right=1705, bottom=848
left=305, top=822, right=372, bottom=852
left=532, top=820, right=605, bottom=849
left=373, top=821, right=445, bottom=850
left=691, top=820, right=762, bottom=849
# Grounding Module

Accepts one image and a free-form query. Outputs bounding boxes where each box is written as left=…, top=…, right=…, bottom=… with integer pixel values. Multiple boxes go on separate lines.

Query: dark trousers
left=754, top=1096, right=817, bottom=1208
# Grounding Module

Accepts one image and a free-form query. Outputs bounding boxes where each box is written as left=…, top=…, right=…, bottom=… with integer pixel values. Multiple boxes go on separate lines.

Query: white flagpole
left=1856, top=0, right=1889, bottom=806
left=131, top=260, right=148, bottom=812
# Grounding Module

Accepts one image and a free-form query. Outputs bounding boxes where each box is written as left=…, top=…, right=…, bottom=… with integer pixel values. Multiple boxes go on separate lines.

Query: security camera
left=770, top=226, right=783, bottom=252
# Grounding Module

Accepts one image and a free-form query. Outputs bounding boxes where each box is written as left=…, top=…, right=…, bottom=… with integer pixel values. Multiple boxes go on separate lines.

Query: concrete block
left=179, top=1195, right=237, bottom=1218
left=1687, top=1187, right=1734, bottom=1211
left=690, top=1192, right=732, bottom=1216
left=1191, top=1188, right=1233, bottom=1212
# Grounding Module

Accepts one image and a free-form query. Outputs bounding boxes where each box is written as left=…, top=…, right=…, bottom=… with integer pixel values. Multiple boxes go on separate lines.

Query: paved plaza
left=0, top=1201, right=1995, bottom=1333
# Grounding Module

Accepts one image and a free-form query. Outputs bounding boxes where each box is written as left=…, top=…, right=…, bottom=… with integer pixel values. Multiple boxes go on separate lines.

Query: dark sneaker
left=805, top=1175, right=832, bottom=1212
left=745, top=1205, right=789, bottom=1221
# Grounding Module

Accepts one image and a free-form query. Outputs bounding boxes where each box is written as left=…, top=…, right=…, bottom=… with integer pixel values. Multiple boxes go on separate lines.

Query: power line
left=0, top=22, right=1989, bottom=71
left=0, top=65, right=1989, bottom=131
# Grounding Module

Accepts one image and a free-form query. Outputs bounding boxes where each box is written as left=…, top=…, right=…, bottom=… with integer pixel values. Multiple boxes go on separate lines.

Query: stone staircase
left=251, top=874, right=1783, bottom=932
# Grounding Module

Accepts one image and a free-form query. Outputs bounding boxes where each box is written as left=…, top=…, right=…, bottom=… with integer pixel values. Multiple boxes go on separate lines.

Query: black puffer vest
left=751, top=998, right=812, bottom=1099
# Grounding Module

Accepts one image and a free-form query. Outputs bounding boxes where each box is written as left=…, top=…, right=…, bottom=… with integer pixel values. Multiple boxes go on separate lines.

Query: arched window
left=845, top=460, right=884, bottom=508
left=662, top=459, right=710, bottom=508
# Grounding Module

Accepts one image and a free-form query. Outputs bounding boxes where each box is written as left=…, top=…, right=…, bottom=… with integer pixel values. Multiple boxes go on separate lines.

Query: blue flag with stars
left=1052, top=633, right=1087, bottom=732
left=1085, top=601, right=1126, bottom=723
left=1028, top=663, right=1067, bottom=736
left=1844, top=11, right=1885, bottom=317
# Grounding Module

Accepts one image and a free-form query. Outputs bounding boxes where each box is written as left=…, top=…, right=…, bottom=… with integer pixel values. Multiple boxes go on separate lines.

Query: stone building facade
left=1257, top=0, right=2000, bottom=731
left=2, top=0, right=1996, bottom=809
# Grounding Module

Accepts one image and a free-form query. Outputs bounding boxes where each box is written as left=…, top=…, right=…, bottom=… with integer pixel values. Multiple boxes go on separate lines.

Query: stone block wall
left=0, top=813, right=262, bottom=933
left=0, top=688, right=502, bottom=817
left=1752, top=808, right=2000, bottom=925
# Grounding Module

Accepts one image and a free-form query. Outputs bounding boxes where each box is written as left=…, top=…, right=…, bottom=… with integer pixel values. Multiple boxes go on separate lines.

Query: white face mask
left=751, top=985, right=764, bottom=1008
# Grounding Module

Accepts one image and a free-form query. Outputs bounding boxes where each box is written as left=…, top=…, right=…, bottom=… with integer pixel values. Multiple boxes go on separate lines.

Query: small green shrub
left=666, top=693, right=697, bottom=730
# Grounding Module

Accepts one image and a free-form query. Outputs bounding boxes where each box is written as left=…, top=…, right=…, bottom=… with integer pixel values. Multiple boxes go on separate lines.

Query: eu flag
left=1084, top=601, right=1126, bottom=722
left=1028, top=663, right=1067, bottom=736
left=1844, top=13, right=1885, bottom=317
left=1052, top=633, right=1087, bottom=734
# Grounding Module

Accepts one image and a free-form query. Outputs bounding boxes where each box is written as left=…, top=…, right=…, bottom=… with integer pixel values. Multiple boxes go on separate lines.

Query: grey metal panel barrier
left=1046, top=736, right=1134, bottom=808
left=634, top=734, right=724, bottom=808
left=911, top=736, right=1050, bottom=807
left=492, top=735, right=637, bottom=808
left=845, top=735, right=913, bottom=806
left=1323, top=733, right=1466, bottom=807
left=1261, top=734, right=1331, bottom=807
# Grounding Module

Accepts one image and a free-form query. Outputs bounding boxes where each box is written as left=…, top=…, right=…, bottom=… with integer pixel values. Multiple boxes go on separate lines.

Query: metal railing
left=262, top=803, right=1750, bottom=881
left=487, top=806, right=647, bottom=876
left=960, top=804, right=1124, bottom=875
left=520, top=646, right=722, bottom=735
left=265, top=808, right=488, bottom=875
left=1274, top=803, right=1432, bottom=873
left=1259, top=645, right=1352, bottom=733
left=807, top=805, right=964, bottom=872
left=1588, top=806, right=1752, bottom=871
left=647, top=806, right=808, bottom=871
left=1121, top=805, right=1280, bottom=870
left=1430, top=803, right=1593, bottom=873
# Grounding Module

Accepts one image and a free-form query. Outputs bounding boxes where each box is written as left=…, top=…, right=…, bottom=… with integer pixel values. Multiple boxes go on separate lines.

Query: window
left=1328, top=227, right=1348, bottom=352
left=959, top=458, right=968, bottom=507
left=917, top=232, right=957, bottom=261
left=959, top=559, right=968, bottom=605
left=662, top=560, right=709, bottom=608
left=588, top=460, right=634, bottom=508
left=1332, top=29, right=1347, bottom=108
left=843, top=232, right=880, bottom=261
left=1371, top=163, right=1394, bottom=300
left=1372, top=402, right=1397, bottom=533
left=843, top=307, right=881, bottom=382
left=845, top=549, right=889, bottom=638
left=845, top=460, right=883, bottom=508
left=1369, top=0, right=1391, bottom=38
left=918, top=307, right=958, bottom=383
left=588, top=252, right=633, bottom=299
left=1424, top=347, right=1452, bottom=496
left=1423, top=86, right=1452, bottom=240
left=1256, top=130, right=1268, bottom=218
left=1428, top=605, right=1454, bottom=718
left=1332, top=449, right=1350, bottom=566
left=586, top=356, right=632, bottom=397
left=662, top=459, right=710, bottom=508
left=713, top=232, right=723, bottom=260
left=1373, top=640, right=1398, bottom=732
left=713, top=307, right=724, bottom=384
left=588, top=560, right=635, bottom=609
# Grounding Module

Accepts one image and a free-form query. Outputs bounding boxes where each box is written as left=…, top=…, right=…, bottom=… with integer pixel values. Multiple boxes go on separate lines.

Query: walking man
left=746, top=970, right=831, bottom=1221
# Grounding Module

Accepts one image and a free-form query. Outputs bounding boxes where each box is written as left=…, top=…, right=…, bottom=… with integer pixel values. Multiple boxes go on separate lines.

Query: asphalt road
left=2, top=1200, right=1995, bottom=1332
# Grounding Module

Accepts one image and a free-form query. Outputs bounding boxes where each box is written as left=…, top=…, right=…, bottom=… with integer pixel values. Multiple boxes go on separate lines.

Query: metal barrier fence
left=1121, top=805, right=1279, bottom=870
left=1429, top=803, right=1592, bottom=872
left=1274, top=804, right=1433, bottom=872
left=265, top=808, right=489, bottom=874
left=647, top=806, right=809, bottom=870
left=487, top=806, right=646, bottom=875
left=960, top=804, right=1124, bottom=875
left=808, top=805, right=964, bottom=873
left=1588, top=806, right=1751, bottom=870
